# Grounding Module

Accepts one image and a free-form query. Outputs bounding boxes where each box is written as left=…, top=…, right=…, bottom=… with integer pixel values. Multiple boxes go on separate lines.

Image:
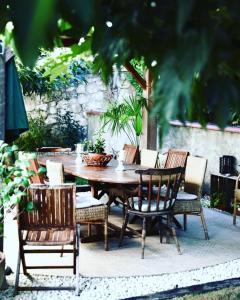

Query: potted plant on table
left=83, top=135, right=112, bottom=167
left=0, top=141, right=45, bottom=289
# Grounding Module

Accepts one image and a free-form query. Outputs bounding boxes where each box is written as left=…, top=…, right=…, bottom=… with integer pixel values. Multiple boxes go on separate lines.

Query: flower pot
left=0, top=252, right=5, bottom=289
left=83, top=153, right=113, bottom=166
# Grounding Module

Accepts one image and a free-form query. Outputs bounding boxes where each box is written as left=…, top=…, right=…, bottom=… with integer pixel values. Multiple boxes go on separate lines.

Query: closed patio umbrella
left=0, top=45, right=29, bottom=143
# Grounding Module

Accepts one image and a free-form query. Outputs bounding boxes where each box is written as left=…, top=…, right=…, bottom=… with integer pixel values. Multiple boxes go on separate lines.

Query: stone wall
left=162, top=123, right=240, bottom=190
left=24, top=70, right=133, bottom=150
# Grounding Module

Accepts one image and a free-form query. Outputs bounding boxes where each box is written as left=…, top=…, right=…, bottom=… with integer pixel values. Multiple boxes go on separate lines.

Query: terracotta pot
left=83, top=153, right=113, bottom=166
left=0, top=252, right=5, bottom=289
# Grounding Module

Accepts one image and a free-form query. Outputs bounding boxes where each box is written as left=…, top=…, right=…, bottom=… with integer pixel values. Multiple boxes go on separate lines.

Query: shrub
left=15, top=112, right=87, bottom=151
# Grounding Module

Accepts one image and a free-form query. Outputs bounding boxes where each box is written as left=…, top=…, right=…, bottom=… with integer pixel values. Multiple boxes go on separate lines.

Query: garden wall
left=24, top=71, right=133, bottom=151
left=162, top=122, right=240, bottom=190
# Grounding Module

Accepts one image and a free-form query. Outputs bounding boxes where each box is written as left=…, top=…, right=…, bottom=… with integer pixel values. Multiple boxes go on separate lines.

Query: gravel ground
left=1, top=258, right=240, bottom=300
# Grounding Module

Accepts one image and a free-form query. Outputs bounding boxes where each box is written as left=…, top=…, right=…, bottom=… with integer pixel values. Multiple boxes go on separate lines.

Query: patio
left=2, top=206, right=240, bottom=299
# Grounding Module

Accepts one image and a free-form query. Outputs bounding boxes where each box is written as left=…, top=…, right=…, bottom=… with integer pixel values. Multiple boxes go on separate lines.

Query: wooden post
left=141, top=70, right=157, bottom=150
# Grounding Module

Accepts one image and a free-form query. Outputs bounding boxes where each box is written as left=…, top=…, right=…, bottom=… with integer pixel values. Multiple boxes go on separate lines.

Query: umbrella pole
left=0, top=42, right=5, bottom=142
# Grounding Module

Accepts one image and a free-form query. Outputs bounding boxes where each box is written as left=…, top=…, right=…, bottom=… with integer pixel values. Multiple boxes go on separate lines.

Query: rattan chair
left=14, top=184, right=80, bottom=295
left=46, top=160, right=109, bottom=250
left=164, top=149, right=189, bottom=168
left=233, top=175, right=240, bottom=225
left=119, top=167, right=184, bottom=258
left=173, top=156, right=209, bottom=239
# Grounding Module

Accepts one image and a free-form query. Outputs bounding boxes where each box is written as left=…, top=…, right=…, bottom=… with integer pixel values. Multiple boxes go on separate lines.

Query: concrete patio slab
left=4, top=207, right=240, bottom=278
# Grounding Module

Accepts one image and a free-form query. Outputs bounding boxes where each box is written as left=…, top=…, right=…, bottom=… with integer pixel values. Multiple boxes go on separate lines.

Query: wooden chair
left=140, top=149, right=158, bottom=168
left=14, top=184, right=80, bottom=295
left=164, top=149, right=189, bottom=168
left=233, top=175, right=240, bottom=225
left=36, top=147, right=71, bottom=154
left=28, top=159, right=45, bottom=184
left=173, top=156, right=209, bottom=239
left=46, top=160, right=109, bottom=250
left=119, top=167, right=184, bottom=258
left=123, top=144, right=138, bottom=164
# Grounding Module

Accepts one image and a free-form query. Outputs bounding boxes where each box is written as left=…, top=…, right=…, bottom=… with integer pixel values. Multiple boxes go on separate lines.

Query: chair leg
left=19, top=244, right=27, bottom=276
left=75, top=224, right=81, bottom=296
left=141, top=217, right=147, bottom=259
left=13, top=251, right=21, bottom=297
left=200, top=210, right=209, bottom=240
left=60, top=246, right=64, bottom=257
left=158, top=216, right=163, bottom=243
left=119, top=212, right=129, bottom=247
left=104, top=217, right=109, bottom=251
left=183, top=214, right=187, bottom=231
left=87, top=224, right=92, bottom=237
left=233, top=197, right=237, bottom=225
left=169, top=216, right=181, bottom=254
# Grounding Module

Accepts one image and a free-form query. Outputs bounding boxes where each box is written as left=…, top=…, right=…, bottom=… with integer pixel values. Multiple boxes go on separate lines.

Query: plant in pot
left=83, top=135, right=112, bottom=166
left=0, top=141, right=45, bottom=289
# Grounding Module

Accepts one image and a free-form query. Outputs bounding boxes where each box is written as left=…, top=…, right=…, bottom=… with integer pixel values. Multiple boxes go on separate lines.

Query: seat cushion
left=133, top=199, right=170, bottom=212
left=176, top=191, right=197, bottom=200
left=76, top=192, right=108, bottom=209
left=24, top=229, right=74, bottom=246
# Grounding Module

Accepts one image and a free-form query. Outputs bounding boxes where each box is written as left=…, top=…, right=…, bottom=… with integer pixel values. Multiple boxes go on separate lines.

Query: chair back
left=18, top=184, right=76, bottom=230
left=28, top=159, right=45, bottom=184
left=140, top=149, right=158, bottom=168
left=131, top=167, right=184, bottom=213
left=164, top=149, right=189, bottom=168
left=184, top=156, right=207, bottom=197
left=123, top=144, right=138, bottom=164
left=46, top=160, right=64, bottom=185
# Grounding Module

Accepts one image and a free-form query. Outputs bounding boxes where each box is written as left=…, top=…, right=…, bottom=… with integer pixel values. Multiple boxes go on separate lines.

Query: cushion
left=176, top=191, right=197, bottom=200
left=76, top=192, right=108, bottom=209
left=133, top=198, right=170, bottom=212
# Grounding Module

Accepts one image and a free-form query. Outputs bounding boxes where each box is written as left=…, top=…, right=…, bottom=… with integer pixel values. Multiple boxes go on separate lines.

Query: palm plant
left=101, top=95, right=147, bottom=146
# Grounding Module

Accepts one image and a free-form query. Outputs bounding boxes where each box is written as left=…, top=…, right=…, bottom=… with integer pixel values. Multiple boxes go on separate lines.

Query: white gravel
left=1, top=258, right=240, bottom=299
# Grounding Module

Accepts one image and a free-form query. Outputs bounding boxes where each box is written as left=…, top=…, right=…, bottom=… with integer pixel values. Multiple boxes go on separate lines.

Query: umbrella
left=0, top=45, right=29, bottom=143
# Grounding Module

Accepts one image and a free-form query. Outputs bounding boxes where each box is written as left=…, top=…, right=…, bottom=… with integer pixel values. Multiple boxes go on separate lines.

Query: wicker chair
left=46, top=160, right=109, bottom=250
left=119, top=167, right=184, bottom=258
left=173, top=156, right=209, bottom=239
left=14, top=184, right=80, bottom=295
left=164, top=149, right=189, bottom=168
left=233, top=175, right=240, bottom=225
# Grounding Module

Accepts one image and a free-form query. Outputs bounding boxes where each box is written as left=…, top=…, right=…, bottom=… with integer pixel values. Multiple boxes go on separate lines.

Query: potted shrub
left=83, top=136, right=112, bottom=166
left=0, top=141, right=45, bottom=289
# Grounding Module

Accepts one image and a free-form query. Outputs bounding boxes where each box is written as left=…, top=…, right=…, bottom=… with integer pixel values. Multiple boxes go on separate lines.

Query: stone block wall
left=24, top=70, right=134, bottom=150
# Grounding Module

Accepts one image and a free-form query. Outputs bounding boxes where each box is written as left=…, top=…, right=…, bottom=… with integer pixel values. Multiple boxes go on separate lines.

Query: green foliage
left=0, top=142, right=38, bottom=235
left=1, top=1, right=240, bottom=139
left=53, top=112, right=87, bottom=148
left=15, top=116, right=52, bottom=151
left=17, top=50, right=91, bottom=97
left=125, top=58, right=145, bottom=98
left=210, top=192, right=224, bottom=208
left=15, top=112, right=87, bottom=151
left=84, top=135, right=106, bottom=154
left=101, top=95, right=147, bottom=146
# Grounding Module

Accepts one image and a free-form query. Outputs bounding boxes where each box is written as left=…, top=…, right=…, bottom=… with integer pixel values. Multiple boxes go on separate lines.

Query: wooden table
left=38, top=154, right=142, bottom=198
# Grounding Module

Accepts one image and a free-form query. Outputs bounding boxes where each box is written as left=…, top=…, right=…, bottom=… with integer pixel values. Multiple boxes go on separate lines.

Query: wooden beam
left=125, top=62, right=147, bottom=90
left=141, top=70, right=157, bottom=150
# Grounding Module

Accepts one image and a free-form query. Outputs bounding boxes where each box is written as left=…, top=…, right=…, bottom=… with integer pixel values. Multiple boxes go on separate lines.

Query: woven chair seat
left=173, top=199, right=201, bottom=213
left=23, top=228, right=75, bottom=246
left=76, top=192, right=108, bottom=222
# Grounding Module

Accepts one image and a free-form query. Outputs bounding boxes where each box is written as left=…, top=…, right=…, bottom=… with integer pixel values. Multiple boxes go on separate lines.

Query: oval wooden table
left=38, top=154, right=142, bottom=198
